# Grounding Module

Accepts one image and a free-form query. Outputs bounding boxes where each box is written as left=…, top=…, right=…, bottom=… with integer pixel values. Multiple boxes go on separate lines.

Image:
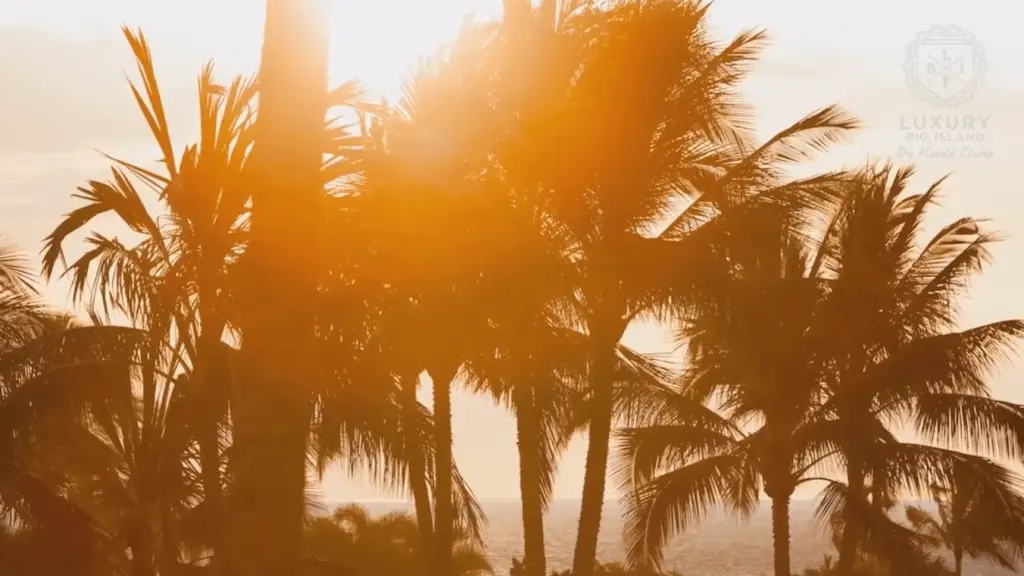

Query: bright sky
left=1, top=0, right=1023, bottom=502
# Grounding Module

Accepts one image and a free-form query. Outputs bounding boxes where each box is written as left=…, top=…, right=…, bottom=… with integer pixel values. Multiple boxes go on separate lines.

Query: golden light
left=325, top=0, right=501, bottom=98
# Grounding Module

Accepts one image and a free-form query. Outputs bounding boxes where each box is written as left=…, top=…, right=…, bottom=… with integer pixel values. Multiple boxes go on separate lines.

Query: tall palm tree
left=906, top=480, right=1024, bottom=576
left=617, top=163, right=1024, bottom=576
left=41, top=28, right=255, bottom=572
left=614, top=215, right=828, bottom=576
left=802, top=165, right=1024, bottom=573
left=226, top=0, right=330, bottom=574
left=467, top=318, right=682, bottom=576
left=465, top=327, right=575, bottom=576
left=467, top=3, right=603, bottom=572
left=491, top=3, right=860, bottom=573
left=350, top=23, right=503, bottom=574
left=309, top=320, right=489, bottom=572
left=338, top=105, right=442, bottom=563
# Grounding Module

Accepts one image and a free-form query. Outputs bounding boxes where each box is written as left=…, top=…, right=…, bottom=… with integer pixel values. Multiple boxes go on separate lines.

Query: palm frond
left=619, top=452, right=757, bottom=569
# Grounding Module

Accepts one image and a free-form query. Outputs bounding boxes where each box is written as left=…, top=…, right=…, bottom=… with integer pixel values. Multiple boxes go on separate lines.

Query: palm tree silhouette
left=309, top=317, right=489, bottom=574
left=348, top=20, right=509, bottom=572
left=616, top=163, right=1024, bottom=576
left=0, top=245, right=112, bottom=575
left=805, top=165, right=1024, bottom=573
left=511, top=4, right=857, bottom=573
left=40, top=30, right=254, bottom=571
left=0, top=248, right=195, bottom=574
left=614, top=216, right=830, bottom=576
left=463, top=4, right=580, bottom=572
left=227, top=1, right=331, bottom=574
left=906, top=480, right=1024, bottom=576
left=58, top=330, right=204, bottom=576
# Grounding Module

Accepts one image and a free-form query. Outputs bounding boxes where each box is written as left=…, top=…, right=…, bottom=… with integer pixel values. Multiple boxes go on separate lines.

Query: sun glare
left=326, top=0, right=501, bottom=98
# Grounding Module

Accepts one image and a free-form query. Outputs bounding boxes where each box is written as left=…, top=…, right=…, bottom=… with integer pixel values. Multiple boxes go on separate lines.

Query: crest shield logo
left=904, top=25, right=987, bottom=107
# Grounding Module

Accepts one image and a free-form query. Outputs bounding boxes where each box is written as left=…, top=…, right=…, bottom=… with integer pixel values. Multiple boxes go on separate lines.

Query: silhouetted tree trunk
left=838, top=462, right=866, bottom=575
left=402, top=371, right=435, bottom=572
left=764, top=436, right=794, bottom=576
left=225, top=1, right=328, bottom=576
left=127, top=519, right=156, bottom=576
left=771, top=495, right=792, bottom=576
left=514, top=386, right=547, bottom=576
left=193, top=314, right=226, bottom=575
left=430, top=366, right=457, bottom=576
left=196, top=395, right=224, bottom=575
left=572, top=327, right=620, bottom=576
left=954, top=547, right=963, bottom=576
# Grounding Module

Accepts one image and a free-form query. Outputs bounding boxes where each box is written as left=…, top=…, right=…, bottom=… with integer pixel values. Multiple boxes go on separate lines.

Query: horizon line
left=331, top=497, right=847, bottom=503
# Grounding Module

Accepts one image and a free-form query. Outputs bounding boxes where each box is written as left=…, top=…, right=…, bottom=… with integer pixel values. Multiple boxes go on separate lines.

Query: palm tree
left=336, top=105, right=443, bottom=563
left=801, top=165, right=1024, bottom=573
left=465, top=309, right=683, bottom=576
left=465, top=325, right=575, bottom=576
left=487, top=3, right=859, bottom=573
left=614, top=216, right=831, bottom=576
left=463, top=3, right=599, bottom=572
left=56, top=328, right=206, bottom=576
left=39, top=19, right=384, bottom=575
left=309, top=325, right=489, bottom=573
left=226, top=1, right=331, bottom=574
left=0, top=311, right=183, bottom=575
left=906, top=480, right=1024, bottom=576
left=350, top=23, right=505, bottom=573
left=0, top=245, right=142, bottom=575
left=394, top=5, right=591, bottom=574
left=41, top=28, right=255, bottom=572
left=616, top=163, right=1024, bottom=576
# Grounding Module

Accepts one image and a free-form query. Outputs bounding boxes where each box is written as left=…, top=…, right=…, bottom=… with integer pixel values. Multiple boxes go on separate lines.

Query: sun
left=325, top=0, right=501, bottom=99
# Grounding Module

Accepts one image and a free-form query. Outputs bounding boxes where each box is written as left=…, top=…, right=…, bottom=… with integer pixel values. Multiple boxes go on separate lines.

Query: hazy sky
left=1, top=0, right=1023, bottom=502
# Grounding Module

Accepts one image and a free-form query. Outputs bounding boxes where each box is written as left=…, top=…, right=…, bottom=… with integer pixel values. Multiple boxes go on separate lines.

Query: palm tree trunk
left=430, top=366, right=457, bottom=576
left=571, top=340, right=617, bottom=576
left=128, top=519, right=156, bottom=576
left=838, top=463, right=866, bottom=575
left=193, top=318, right=226, bottom=574
left=771, top=495, right=792, bottom=576
left=196, top=412, right=224, bottom=573
left=514, top=386, right=547, bottom=576
left=225, top=1, right=328, bottom=576
left=954, top=548, right=963, bottom=576
left=402, top=371, right=435, bottom=570
left=227, top=378, right=311, bottom=576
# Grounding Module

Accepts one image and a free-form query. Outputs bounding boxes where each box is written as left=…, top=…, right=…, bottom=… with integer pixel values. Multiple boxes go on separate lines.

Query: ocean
left=355, top=499, right=1017, bottom=576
